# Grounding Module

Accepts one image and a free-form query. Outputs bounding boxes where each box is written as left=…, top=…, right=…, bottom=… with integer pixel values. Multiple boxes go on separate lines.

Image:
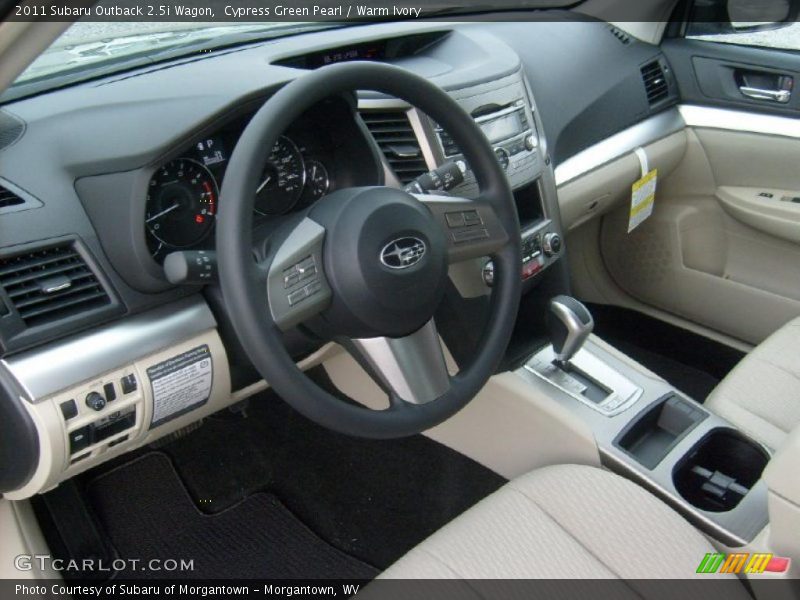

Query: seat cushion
left=706, top=316, right=800, bottom=450
left=381, top=465, right=738, bottom=584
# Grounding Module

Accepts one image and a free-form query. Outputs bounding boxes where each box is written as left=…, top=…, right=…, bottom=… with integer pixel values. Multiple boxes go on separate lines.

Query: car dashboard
left=0, top=17, right=680, bottom=498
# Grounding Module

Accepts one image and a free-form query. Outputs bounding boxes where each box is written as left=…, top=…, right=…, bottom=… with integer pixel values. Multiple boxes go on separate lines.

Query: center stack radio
left=436, top=99, right=540, bottom=192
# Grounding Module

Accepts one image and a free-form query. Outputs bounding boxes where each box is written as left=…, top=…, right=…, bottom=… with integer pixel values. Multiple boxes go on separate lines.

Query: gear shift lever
left=546, top=295, right=594, bottom=365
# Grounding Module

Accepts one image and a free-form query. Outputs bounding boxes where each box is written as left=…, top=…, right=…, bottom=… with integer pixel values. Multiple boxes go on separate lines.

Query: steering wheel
left=217, top=62, right=521, bottom=439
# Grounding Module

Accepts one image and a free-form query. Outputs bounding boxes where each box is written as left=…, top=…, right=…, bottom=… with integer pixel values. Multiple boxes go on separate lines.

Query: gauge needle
left=256, top=174, right=272, bottom=194
left=146, top=203, right=180, bottom=223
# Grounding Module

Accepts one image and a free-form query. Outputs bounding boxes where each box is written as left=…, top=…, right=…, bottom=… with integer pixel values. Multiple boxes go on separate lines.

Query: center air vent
left=0, top=244, right=111, bottom=328
left=360, top=110, right=428, bottom=184
left=641, top=60, right=670, bottom=106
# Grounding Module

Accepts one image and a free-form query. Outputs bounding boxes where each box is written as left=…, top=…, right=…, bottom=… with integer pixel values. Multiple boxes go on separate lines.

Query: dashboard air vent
left=608, top=25, right=632, bottom=45
left=641, top=60, right=669, bottom=106
left=360, top=110, right=427, bottom=184
left=0, top=186, right=24, bottom=210
left=0, top=244, right=111, bottom=327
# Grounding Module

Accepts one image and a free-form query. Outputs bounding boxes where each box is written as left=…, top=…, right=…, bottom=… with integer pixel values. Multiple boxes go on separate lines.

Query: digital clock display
left=308, top=43, right=385, bottom=68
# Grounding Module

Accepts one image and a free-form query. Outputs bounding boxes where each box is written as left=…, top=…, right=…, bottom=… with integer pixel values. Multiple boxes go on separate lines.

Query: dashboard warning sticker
left=147, top=345, right=212, bottom=429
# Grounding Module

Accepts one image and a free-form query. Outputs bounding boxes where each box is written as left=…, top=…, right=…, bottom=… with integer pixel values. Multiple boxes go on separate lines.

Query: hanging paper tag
left=628, top=147, right=657, bottom=233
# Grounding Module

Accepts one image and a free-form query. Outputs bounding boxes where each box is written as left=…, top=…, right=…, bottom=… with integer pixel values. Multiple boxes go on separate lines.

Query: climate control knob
left=85, top=392, right=106, bottom=412
left=542, top=232, right=562, bottom=257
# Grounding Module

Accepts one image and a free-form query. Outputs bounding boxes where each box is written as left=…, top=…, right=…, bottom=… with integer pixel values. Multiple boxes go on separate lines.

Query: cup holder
left=672, top=428, right=769, bottom=512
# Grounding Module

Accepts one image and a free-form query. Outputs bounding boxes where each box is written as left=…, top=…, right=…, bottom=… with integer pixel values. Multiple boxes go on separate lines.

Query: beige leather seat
left=707, top=316, right=800, bottom=450
left=381, top=465, right=742, bottom=586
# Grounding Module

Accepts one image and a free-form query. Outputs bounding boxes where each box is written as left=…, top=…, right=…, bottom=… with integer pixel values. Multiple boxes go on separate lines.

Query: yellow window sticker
left=628, top=169, right=657, bottom=233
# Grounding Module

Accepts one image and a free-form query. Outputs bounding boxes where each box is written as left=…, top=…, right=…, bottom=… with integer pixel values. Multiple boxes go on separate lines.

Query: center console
left=519, top=296, right=771, bottom=546
left=436, top=71, right=563, bottom=288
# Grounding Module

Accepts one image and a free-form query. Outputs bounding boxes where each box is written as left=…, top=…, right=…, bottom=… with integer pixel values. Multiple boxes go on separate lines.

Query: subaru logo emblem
left=380, top=237, right=426, bottom=269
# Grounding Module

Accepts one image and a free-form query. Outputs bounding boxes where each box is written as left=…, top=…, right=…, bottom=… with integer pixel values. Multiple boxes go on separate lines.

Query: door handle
left=739, top=86, right=792, bottom=104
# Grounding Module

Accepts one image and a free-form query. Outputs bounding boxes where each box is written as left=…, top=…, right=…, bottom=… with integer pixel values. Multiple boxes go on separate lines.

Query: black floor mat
left=38, top=371, right=505, bottom=575
left=87, top=452, right=378, bottom=580
left=587, top=303, right=746, bottom=402
left=159, top=379, right=505, bottom=569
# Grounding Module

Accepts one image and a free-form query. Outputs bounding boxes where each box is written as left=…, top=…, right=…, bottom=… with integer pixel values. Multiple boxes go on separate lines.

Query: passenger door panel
left=598, top=38, right=800, bottom=345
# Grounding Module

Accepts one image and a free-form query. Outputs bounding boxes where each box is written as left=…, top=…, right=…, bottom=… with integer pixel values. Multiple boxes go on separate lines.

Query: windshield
left=6, top=21, right=342, bottom=101
left=6, top=1, right=577, bottom=103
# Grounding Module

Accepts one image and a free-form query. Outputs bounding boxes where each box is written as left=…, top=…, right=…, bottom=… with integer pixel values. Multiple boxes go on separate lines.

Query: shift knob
left=546, top=295, right=594, bottom=364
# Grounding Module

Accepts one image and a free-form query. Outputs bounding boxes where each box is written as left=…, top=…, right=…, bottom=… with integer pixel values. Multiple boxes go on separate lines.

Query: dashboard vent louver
left=0, top=186, right=24, bottom=209
left=360, top=110, right=427, bottom=184
left=608, top=25, right=632, bottom=45
left=641, top=60, right=669, bottom=106
left=0, top=244, right=111, bottom=328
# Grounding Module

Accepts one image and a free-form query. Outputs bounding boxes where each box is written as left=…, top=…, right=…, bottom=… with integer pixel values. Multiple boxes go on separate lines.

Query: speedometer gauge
left=254, top=135, right=306, bottom=215
left=146, top=158, right=217, bottom=254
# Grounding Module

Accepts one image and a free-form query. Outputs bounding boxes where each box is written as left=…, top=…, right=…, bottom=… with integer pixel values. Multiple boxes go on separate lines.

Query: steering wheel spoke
left=265, top=217, right=332, bottom=331
left=347, top=319, right=451, bottom=405
left=416, top=193, right=510, bottom=263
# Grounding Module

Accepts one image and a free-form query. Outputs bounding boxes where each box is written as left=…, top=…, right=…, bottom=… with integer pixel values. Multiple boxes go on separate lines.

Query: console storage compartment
left=615, top=394, right=706, bottom=469
left=673, top=428, right=769, bottom=512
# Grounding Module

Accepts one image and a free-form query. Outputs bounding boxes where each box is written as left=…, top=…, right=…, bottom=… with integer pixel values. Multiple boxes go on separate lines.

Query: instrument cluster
left=145, top=124, right=333, bottom=262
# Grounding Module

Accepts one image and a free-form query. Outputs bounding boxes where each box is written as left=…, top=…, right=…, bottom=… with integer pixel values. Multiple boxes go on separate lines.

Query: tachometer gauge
left=306, top=160, right=330, bottom=200
left=146, top=158, right=218, bottom=255
left=254, top=135, right=306, bottom=215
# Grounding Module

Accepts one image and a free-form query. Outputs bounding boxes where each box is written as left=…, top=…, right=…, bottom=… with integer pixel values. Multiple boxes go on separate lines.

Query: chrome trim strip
left=523, top=346, right=643, bottom=418
left=679, top=104, right=800, bottom=138
left=406, top=107, right=439, bottom=172
left=598, top=448, right=748, bottom=548
left=2, top=296, right=216, bottom=401
left=554, top=108, right=685, bottom=187
left=351, top=319, right=449, bottom=405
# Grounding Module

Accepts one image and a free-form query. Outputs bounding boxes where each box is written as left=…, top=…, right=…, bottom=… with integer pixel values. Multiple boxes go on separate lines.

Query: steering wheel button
left=299, top=265, right=317, bottom=281
left=287, top=288, right=308, bottom=306
left=445, top=212, right=466, bottom=228
left=297, top=256, right=315, bottom=269
left=284, top=272, right=301, bottom=288
left=452, top=227, right=489, bottom=243
left=304, top=279, right=322, bottom=296
left=463, top=210, right=482, bottom=225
